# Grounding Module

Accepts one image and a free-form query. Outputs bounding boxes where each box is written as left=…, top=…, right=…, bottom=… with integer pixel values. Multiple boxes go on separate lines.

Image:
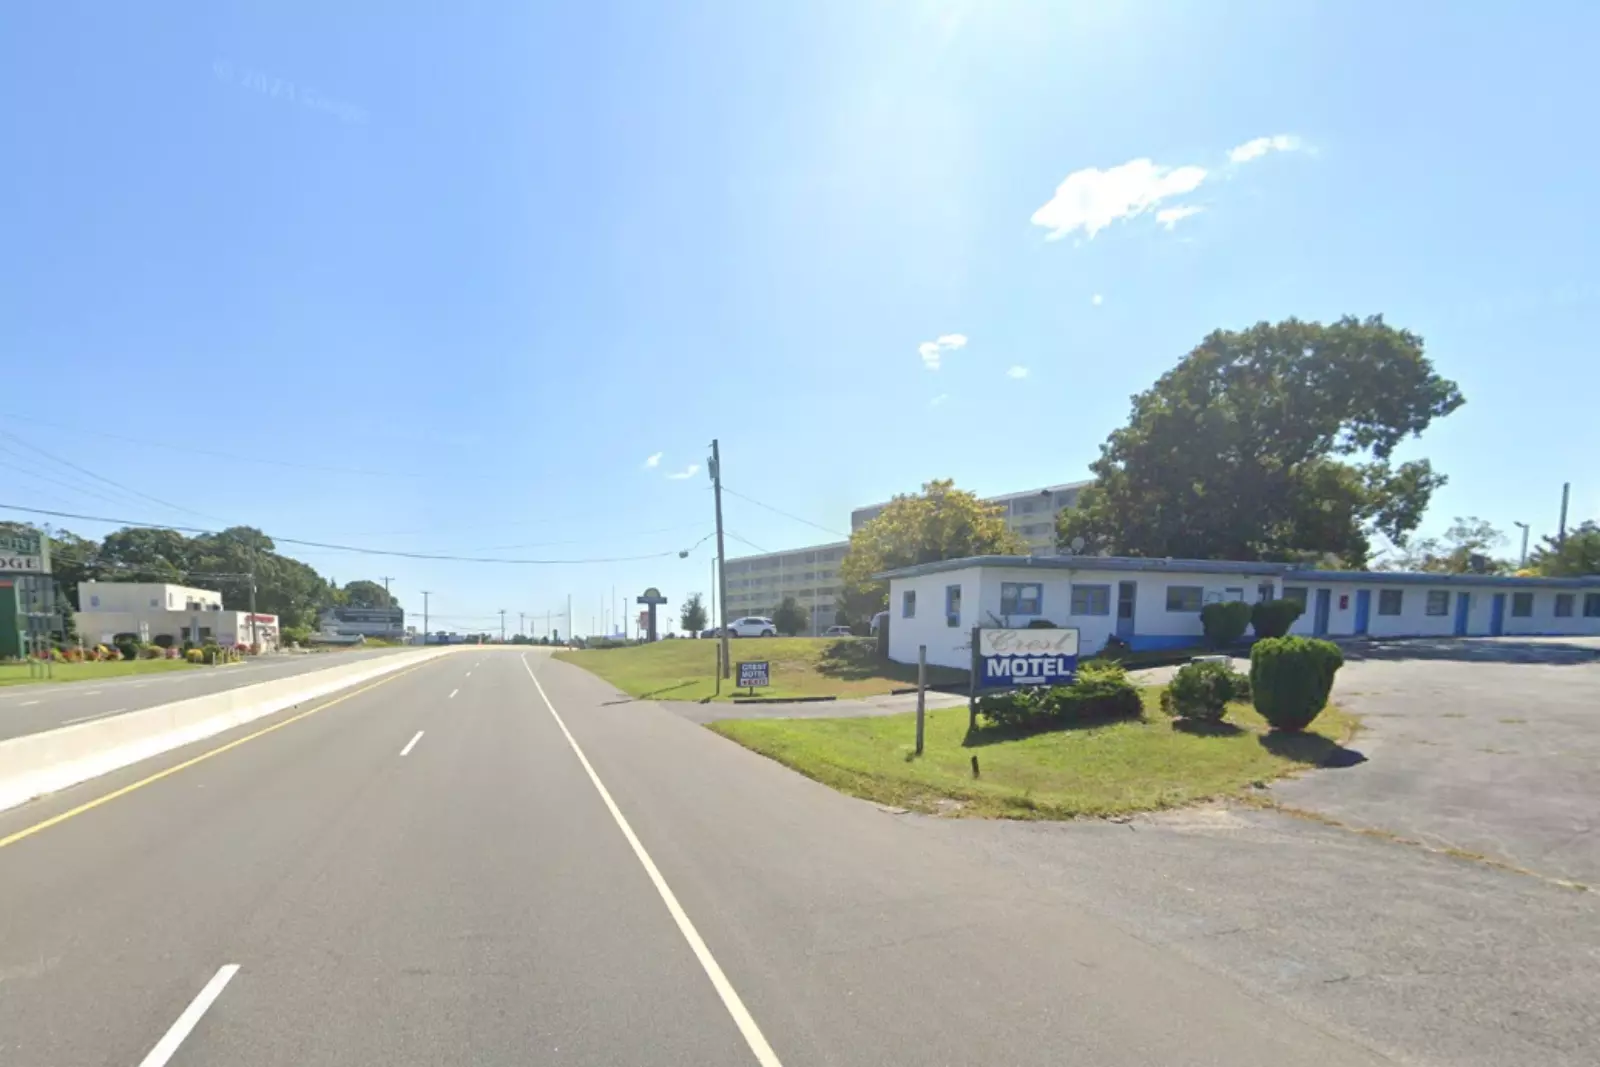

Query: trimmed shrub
left=1199, top=601, right=1252, bottom=648
left=975, top=686, right=1048, bottom=730
left=1251, top=598, right=1305, bottom=640
left=1160, top=660, right=1249, bottom=722
left=115, top=640, right=139, bottom=663
left=1041, top=660, right=1143, bottom=723
left=1026, top=619, right=1058, bottom=629
left=185, top=648, right=205, bottom=663
left=1250, top=636, right=1343, bottom=732
left=152, top=633, right=176, bottom=649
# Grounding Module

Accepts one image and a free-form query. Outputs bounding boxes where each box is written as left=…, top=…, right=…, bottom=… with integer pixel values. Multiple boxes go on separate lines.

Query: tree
left=342, top=579, right=397, bottom=609
left=1527, top=521, right=1600, bottom=577
left=839, top=479, right=1028, bottom=619
left=772, top=595, right=808, bottom=636
left=1379, top=516, right=1512, bottom=574
left=680, top=592, right=708, bottom=634
left=1057, top=316, right=1464, bottom=566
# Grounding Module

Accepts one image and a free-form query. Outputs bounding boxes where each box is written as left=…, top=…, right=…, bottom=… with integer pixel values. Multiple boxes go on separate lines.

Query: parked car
left=700, top=628, right=718, bottom=639
left=726, top=616, right=778, bottom=638
left=869, top=611, right=888, bottom=635
left=823, top=625, right=853, bottom=637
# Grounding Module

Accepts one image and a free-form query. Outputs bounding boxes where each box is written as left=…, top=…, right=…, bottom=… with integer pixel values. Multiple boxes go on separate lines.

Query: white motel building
left=880, top=555, right=1600, bottom=671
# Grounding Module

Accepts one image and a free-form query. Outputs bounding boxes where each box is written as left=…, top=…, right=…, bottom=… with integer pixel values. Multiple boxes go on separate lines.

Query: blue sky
left=3, top=1, right=1597, bottom=636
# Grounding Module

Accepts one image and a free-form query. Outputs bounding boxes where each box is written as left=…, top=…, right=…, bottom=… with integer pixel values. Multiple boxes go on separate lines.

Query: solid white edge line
left=400, top=730, right=424, bottom=757
left=449, top=688, right=459, bottom=699
left=137, top=964, right=240, bottom=1067
left=519, top=654, right=783, bottom=1067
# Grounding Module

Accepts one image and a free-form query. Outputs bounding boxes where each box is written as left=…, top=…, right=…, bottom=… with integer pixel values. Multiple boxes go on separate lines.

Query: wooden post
left=967, top=625, right=980, bottom=734
left=915, top=644, right=927, bottom=756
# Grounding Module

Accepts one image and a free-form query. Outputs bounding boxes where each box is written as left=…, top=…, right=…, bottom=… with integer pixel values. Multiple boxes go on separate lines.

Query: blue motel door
left=1454, top=592, right=1471, bottom=636
left=1490, top=593, right=1506, bottom=637
left=1353, top=590, right=1371, bottom=635
left=1313, top=589, right=1331, bottom=635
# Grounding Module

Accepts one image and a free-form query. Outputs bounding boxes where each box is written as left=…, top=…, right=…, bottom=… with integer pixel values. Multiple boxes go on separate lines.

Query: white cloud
left=665, top=463, right=700, bottom=480
left=1156, top=204, right=1203, bottom=230
left=929, top=393, right=949, bottom=407
left=918, top=332, right=968, bottom=370
left=1030, top=158, right=1207, bottom=240
left=1006, top=365, right=1029, bottom=379
left=1091, top=293, right=1103, bottom=306
left=1228, top=134, right=1302, bottom=164
left=643, top=451, right=662, bottom=468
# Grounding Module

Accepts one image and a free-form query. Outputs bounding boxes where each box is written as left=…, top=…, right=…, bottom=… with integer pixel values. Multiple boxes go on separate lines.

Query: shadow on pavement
left=1259, top=730, right=1369, bottom=768
left=1339, top=637, right=1600, bottom=666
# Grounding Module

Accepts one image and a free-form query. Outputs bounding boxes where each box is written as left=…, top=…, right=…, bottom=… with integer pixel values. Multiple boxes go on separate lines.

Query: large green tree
left=1057, top=315, right=1464, bottom=565
left=1379, top=516, right=1512, bottom=574
left=341, top=579, right=397, bottom=609
left=1527, top=521, right=1600, bottom=577
left=839, top=479, right=1027, bottom=619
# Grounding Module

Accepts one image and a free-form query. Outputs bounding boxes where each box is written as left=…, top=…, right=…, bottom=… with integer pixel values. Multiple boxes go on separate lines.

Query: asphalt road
left=0, top=648, right=408, bottom=742
left=0, top=648, right=1387, bottom=1067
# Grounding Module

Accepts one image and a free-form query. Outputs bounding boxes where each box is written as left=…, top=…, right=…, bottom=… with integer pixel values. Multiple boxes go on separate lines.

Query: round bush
left=1164, top=660, right=1249, bottom=722
left=1199, top=601, right=1252, bottom=648
left=1249, top=636, right=1343, bottom=732
left=1251, top=599, right=1305, bottom=639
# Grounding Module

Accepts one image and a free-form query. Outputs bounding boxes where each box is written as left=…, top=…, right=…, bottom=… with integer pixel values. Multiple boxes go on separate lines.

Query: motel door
left=1313, top=589, right=1332, bottom=636
left=1353, top=590, right=1371, bottom=636
left=1116, top=581, right=1136, bottom=637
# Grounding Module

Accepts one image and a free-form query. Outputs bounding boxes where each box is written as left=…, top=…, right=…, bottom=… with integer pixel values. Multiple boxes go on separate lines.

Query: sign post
left=736, top=660, right=769, bottom=696
left=915, top=644, right=927, bottom=756
left=635, top=587, right=669, bottom=642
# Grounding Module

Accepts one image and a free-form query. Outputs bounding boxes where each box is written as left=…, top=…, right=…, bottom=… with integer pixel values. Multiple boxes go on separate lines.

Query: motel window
left=1555, top=594, right=1574, bottom=618
left=945, top=585, right=961, bottom=628
left=1511, top=592, right=1534, bottom=618
left=1000, top=582, right=1043, bottom=616
left=902, top=590, right=916, bottom=619
left=1282, top=586, right=1308, bottom=605
left=1378, top=590, right=1403, bottom=616
left=1584, top=594, right=1600, bottom=618
left=1071, top=584, right=1110, bottom=616
left=1425, top=591, right=1450, bottom=616
left=1166, top=585, right=1203, bottom=612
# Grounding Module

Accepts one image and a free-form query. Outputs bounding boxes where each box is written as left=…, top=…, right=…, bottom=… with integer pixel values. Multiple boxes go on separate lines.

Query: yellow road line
left=0, top=660, right=435, bottom=851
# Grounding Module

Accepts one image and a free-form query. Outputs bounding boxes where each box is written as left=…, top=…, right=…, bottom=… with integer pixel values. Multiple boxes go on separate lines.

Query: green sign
left=0, top=527, right=48, bottom=575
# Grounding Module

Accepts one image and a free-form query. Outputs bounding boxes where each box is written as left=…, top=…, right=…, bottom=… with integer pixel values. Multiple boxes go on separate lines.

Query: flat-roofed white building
left=75, top=581, right=279, bottom=650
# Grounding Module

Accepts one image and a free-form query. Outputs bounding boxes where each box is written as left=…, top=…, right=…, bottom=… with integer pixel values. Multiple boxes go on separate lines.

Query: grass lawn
left=0, top=659, right=204, bottom=687
left=554, top=637, right=968, bottom=702
left=709, top=690, right=1360, bottom=819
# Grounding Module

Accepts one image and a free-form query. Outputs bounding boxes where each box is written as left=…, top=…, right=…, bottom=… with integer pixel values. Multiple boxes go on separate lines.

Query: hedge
left=1249, top=636, right=1343, bottom=732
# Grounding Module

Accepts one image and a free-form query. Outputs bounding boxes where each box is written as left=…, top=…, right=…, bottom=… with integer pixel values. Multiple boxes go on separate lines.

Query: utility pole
left=1514, top=521, right=1530, bottom=569
left=567, top=593, right=572, bottom=643
left=519, top=611, right=525, bottom=639
left=710, top=439, right=730, bottom=678
left=498, top=608, right=506, bottom=643
left=421, top=590, right=431, bottom=644
left=1558, top=482, right=1571, bottom=546
left=380, top=576, right=394, bottom=597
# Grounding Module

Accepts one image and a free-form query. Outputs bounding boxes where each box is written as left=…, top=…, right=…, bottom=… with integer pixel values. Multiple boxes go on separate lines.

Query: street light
left=1513, top=521, right=1530, bottom=569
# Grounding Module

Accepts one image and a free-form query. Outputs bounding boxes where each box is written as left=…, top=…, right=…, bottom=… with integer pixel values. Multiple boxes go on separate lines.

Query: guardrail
left=0, top=646, right=465, bottom=814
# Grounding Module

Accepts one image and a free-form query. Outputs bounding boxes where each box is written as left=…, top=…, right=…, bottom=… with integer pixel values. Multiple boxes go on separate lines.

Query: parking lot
left=939, top=636, right=1600, bottom=1066
left=1273, top=635, right=1600, bottom=886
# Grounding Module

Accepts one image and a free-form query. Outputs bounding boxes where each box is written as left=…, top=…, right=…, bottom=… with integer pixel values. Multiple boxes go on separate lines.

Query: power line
left=0, top=503, right=696, bottom=566
left=0, top=411, right=424, bottom=480
left=719, top=485, right=849, bottom=539
left=0, top=430, right=223, bottom=521
left=726, top=530, right=770, bottom=554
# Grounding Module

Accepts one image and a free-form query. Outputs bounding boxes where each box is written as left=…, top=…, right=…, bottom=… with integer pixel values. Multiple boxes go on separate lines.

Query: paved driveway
left=1141, top=636, right=1600, bottom=886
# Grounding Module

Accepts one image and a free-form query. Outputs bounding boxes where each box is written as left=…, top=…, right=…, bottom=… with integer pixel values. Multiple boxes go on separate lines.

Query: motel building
left=879, top=555, right=1600, bottom=671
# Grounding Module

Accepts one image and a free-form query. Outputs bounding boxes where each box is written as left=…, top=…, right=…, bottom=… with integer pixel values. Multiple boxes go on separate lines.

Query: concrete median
left=0, top=647, right=465, bottom=814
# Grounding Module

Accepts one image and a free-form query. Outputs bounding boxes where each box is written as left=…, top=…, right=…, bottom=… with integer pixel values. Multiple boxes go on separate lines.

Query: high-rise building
left=719, top=541, right=849, bottom=634
left=718, top=480, right=1092, bottom=630
left=850, top=480, right=1092, bottom=553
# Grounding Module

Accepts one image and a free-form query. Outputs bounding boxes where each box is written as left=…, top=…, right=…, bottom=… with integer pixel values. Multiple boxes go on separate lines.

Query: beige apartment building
left=719, top=480, right=1091, bottom=632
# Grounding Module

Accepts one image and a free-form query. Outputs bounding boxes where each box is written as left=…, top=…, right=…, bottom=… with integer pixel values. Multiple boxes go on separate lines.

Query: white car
left=823, top=625, right=853, bottom=637
left=726, top=616, right=777, bottom=638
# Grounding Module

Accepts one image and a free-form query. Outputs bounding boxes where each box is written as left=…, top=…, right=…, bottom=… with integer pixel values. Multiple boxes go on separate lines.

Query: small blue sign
left=737, top=660, right=770, bottom=689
